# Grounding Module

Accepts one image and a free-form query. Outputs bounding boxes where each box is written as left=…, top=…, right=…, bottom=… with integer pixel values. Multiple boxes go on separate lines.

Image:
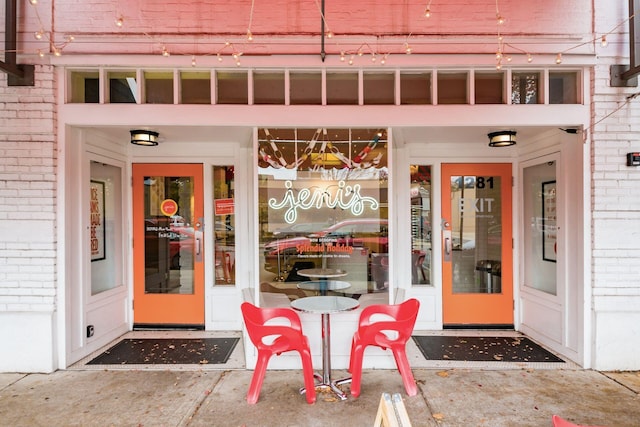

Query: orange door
left=132, top=163, right=205, bottom=327
left=441, top=163, right=513, bottom=326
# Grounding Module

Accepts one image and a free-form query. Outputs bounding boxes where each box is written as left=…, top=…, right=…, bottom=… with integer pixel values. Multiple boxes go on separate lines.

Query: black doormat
left=412, top=336, right=565, bottom=363
left=87, top=338, right=239, bottom=365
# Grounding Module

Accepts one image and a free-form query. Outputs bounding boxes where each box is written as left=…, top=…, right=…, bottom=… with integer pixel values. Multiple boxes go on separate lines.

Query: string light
left=247, top=0, right=255, bottom=42
left=314, top=0, right=335, bottom=42
left=191, top=55, right=197, bottom=67
left=424, top=0, right=433, bottom=18
left=19, top=0, right=635, bottom=69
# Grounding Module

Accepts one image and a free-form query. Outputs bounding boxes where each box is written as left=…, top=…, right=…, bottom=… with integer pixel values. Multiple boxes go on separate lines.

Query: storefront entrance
left=132, top=164, right=205, bottom=327
left=441, top=163, right=513, bottom=326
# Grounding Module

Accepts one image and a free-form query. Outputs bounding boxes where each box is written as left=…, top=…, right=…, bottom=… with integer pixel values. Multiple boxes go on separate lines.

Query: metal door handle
left=445, top=237, right=451, bottom=255
left=196, top=237, right=201, bottom=255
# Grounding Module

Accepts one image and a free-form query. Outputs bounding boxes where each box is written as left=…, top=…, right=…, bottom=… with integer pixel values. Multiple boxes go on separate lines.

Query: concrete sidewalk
left=1, top=368, right=638, bottom=426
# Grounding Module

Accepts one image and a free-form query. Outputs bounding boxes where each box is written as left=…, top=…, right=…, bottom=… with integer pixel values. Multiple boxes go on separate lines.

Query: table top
left=297, top=280, right=351, bottom=292
left=291, top=296, right=360, bottom=314
left=297, top=268, right=348, bottom=279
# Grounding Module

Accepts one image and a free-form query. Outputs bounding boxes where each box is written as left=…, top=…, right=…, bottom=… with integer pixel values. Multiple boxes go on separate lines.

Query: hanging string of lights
left=8, top=0, right=632, bottom=68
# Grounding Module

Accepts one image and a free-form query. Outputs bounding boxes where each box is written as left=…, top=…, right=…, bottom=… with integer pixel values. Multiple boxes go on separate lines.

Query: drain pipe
left=1, top=0, right=34, bottom=85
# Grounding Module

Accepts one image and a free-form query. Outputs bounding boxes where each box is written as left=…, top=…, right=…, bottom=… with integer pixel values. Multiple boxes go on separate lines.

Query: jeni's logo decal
left=268, top=180, right=379, bottom=224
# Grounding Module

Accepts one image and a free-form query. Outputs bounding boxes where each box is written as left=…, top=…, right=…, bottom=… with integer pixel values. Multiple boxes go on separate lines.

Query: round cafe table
left=291, top=296, right=359, bottom=400
left=297, top=268, right=348, bottom=280
left=297, top=280, right=351, bottom=296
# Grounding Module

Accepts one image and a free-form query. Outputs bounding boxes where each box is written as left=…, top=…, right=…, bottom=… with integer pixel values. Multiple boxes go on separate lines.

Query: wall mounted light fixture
left=130, top=129, right=159, bottom=146
left=488, top=130, right=516, bottom=147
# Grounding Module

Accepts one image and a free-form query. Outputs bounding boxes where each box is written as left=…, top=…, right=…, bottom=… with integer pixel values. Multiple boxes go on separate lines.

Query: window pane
left=108, top=71, right=137, bottom=103
left=449, top=174, right=503, bottom=294
left=475, top=72, right=504, bottom=104
left=437, top=72, right=467, bottom=104
left=326, top=72, right=358, bottom=105
left=512, top=72, right=541, bottom=104
left=401, top=72, right=431, bottom=105
left=254, top=71, right=285, bottom=104
left=410, top=165, right=432, bottom=285
left=523, top=161, right=557, bottom=295
left=144, top=71, right=174, bottom=104
left=91, top=161, right=123, bottom=295
left=363, top=72, right=394, bottom=105
left=549, top=71, right=579, bottom=104
left=69, top=71, right=99, bottom=103
left=144, top=175, right=195, bottom=294
left=258, top=128, right=389, bottom=301
left=216, top=71, right=248, bottom=104
left=290, top=72, right=322, bottom=105
left=181, top=71, right=211, bottom=104
left=213, top=166, right=236, bottom=285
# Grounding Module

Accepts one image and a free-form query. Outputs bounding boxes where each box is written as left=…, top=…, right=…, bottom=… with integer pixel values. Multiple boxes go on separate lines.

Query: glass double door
left=441, top=163, right=513, bottom=326
left=132, top=163, right=205, bottom=327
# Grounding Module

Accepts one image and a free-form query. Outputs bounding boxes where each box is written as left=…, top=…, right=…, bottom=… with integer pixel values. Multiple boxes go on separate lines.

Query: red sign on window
left=215, top=198, right=234, bottom=215
left=160, top=199, right=178, bottom=217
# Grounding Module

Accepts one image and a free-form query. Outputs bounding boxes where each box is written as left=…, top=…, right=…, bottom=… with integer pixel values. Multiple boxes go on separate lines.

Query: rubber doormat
left=87, top=338, right=239, bottom=365
left=412, top=336, right=565, bottom=363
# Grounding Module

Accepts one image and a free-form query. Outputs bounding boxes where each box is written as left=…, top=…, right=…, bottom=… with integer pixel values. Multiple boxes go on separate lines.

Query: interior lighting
left=488, top=130, right=516, bottom=147
left=130, top=130, right=159, bottom=146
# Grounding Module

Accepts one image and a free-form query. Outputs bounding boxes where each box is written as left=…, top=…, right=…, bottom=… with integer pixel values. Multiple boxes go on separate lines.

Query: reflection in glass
left=258, top=128, right=388, bottom=301
left=143, top=175, right=195, bottom=294
left=523, top=161, right=557, bottom=295
left=90, top=161, right=123, bottom=295
left=213, top=166, right=235, bottom=285
left=450, top=175, right=502, bottom=293
left=108, top=71, right=137, bottom=103
left=410, top=165, right=432, bottom=285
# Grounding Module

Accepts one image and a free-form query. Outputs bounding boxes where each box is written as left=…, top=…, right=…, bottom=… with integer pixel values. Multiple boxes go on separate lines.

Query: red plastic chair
left=240, top=302, right=316, bottom=404
left=348, top=298, right=420, bottom=397
left=552, top=415, right=606, bottom=427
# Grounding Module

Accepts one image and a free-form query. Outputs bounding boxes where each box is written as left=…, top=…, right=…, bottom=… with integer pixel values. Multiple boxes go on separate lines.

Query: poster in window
left=542, top=180, right=557, bottom=262
left=90, top=180, right=106, bottom=261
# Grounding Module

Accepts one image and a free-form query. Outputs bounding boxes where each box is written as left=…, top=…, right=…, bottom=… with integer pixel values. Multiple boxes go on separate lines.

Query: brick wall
left=0, top=65, right=57, bottom=314
left=590, top=0, right=640, bottom=370
left=19, top=0, right=591, bottom=56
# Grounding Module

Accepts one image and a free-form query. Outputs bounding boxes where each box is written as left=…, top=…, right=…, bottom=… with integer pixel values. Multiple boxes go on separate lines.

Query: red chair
left=348, top=298, right=420, bottom=397
left=240, top=302, right=316, bottom=404
left=552, top=415, right=606, bottom=427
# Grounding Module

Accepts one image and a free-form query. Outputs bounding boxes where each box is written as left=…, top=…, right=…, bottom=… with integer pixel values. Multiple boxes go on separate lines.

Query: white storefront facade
left=0, top=0, right=639, bottom=373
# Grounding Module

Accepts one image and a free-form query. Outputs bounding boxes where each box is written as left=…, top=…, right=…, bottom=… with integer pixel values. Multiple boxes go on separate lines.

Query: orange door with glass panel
left=441, top=163, right=513, bottom=326
left=132, top=163, right=205, bottom=327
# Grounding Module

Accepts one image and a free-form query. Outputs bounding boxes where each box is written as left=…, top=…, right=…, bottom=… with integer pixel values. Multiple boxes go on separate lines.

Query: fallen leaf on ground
left=436, top=371, right=449, bottom=378
left=433, top=413, right=445, bottom=420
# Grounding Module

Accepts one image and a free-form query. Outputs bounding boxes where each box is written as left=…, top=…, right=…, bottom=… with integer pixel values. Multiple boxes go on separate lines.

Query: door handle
left=194, top=230, right=203, bottom=262
left=443, top=229, right=452, bottom=262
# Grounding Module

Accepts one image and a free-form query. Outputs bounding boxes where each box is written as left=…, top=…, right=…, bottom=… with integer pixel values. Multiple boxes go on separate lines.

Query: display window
left=258, top=128, right=389, bottom=300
